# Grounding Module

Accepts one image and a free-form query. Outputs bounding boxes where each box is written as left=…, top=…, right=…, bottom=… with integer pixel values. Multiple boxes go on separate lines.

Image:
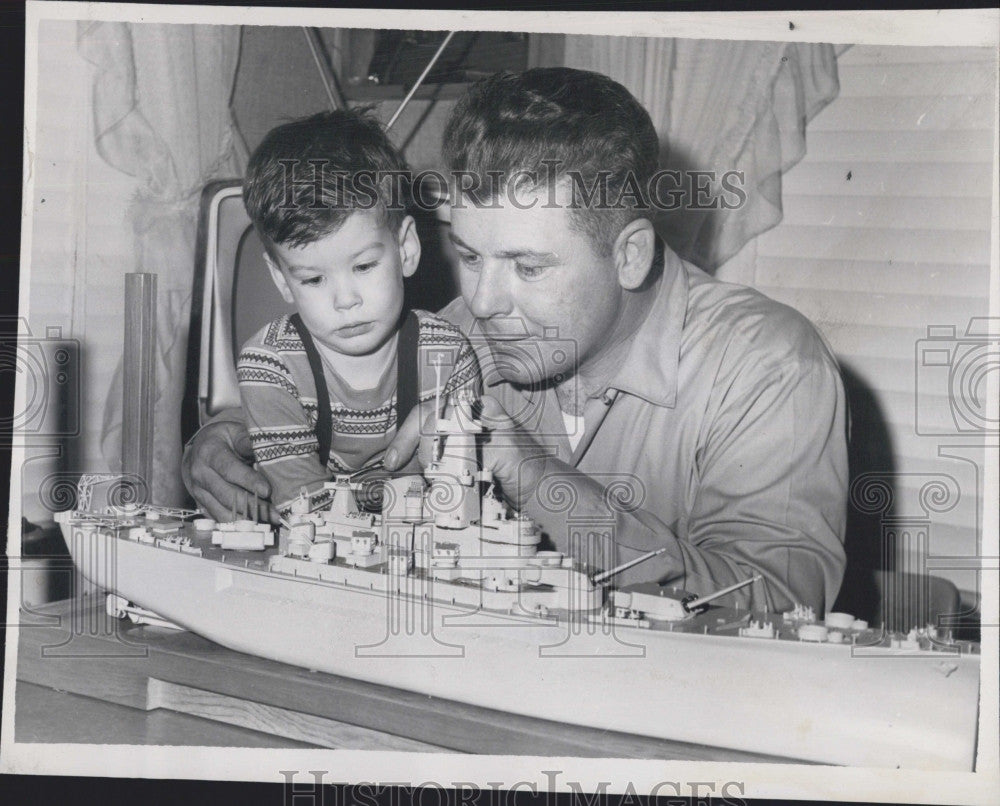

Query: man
left=184, top=68, right=847, bottom=613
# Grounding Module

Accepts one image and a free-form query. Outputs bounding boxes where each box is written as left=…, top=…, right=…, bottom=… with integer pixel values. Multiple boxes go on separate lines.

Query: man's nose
left=466, top=263, right=512, bottom=319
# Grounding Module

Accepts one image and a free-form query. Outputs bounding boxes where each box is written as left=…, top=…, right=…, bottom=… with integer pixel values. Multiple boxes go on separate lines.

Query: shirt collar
left=604, top=240, right=686, bottom=408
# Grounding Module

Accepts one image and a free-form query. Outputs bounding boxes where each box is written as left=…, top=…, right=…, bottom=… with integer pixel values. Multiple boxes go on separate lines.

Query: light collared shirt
left=439, top=244, right=848, bottom=613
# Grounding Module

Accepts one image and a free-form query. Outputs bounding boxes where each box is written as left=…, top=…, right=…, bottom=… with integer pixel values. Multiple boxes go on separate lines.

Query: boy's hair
left=244, top=107, right=409, bottom=251
left=442, top=68, right=660, bottom=255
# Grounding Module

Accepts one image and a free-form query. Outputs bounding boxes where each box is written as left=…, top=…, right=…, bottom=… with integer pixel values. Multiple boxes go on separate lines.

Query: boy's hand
left=181, top=419, right=277, bottom=523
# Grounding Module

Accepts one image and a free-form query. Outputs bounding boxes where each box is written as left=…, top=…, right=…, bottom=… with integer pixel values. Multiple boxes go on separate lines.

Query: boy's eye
left=354, top=261, right=378, bottom=274
left=299, top=276, right=324, bottom=287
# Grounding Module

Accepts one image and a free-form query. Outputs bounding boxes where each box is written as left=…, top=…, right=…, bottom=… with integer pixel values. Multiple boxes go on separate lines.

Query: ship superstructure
left=264, top=390, right=600, bottom=615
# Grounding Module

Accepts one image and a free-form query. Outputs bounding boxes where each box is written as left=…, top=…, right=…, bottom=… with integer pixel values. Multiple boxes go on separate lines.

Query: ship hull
left=64, top=523, right=980, bottom=770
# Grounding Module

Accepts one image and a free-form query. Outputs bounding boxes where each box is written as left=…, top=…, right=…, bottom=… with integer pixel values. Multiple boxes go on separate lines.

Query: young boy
left=236, top=109, right=480, bottom=517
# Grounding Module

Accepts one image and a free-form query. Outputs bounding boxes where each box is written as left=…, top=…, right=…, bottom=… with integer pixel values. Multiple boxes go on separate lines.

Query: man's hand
left=472, top=395, right=552, bottom=510
left=384, top=394, right=550, bottom=511
left=382, top=396, right=441, bottom=475
left=181, top=419, right=276, bottom=523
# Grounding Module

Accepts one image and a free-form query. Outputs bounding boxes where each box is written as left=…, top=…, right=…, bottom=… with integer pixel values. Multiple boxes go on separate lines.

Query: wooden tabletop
left=14, top=681, right=315, bottom=748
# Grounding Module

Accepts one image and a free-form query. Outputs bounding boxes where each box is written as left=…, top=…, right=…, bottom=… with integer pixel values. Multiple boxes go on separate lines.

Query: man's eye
left=458, top=252, right=481, bottom=269
left=516, top=263, right=546, bottom=280
left=354, top=261, right=377, bottom=274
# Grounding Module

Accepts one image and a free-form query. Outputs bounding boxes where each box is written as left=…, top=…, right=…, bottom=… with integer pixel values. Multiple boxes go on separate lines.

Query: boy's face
left=265, top=211, right=420, bottom=356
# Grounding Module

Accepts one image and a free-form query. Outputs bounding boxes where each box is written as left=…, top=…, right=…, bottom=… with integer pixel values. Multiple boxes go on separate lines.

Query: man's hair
left=244, top=107, right=409, bottom=250
left=442, top=68, right=660, bottom=254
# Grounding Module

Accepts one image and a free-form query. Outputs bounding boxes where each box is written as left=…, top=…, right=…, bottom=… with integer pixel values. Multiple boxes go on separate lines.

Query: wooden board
left=15, top=681, right=313, bottom=748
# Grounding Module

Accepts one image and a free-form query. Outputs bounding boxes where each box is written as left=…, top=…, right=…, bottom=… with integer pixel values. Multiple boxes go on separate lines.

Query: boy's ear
left=264, top=253, right=296, bottom=304
left=397, top=215, right=421, bottom=279
left=612, top=218, right=656, bottom=291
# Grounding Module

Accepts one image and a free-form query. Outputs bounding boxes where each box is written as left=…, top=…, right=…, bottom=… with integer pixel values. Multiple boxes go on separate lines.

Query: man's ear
left=264, top=253, right=295, bottom=304
left=397, top=215, right=421, bottom=279
left=612, top=218, right=656, bottom=291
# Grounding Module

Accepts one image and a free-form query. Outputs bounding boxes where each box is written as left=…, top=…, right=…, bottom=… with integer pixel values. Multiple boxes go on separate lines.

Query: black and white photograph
left=3, top=3, right=998, bottom=804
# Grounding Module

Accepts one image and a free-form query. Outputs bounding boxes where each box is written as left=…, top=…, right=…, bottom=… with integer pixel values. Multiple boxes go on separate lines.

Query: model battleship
left=56, top=388, right=981, bottom=770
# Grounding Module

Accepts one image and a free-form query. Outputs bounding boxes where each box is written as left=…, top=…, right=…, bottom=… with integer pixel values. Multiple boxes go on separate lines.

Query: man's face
left=449, top=183, right=624, bottom=387
left=266, top=210, right=419, bottom=356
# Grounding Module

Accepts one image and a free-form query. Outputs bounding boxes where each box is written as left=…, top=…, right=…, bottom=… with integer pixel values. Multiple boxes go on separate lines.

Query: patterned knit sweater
left=237, top=310, right=480, bottom=514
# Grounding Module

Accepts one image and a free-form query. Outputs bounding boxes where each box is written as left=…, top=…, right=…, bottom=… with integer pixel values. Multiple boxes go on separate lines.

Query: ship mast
left=432, top=353, right=443, bottom=463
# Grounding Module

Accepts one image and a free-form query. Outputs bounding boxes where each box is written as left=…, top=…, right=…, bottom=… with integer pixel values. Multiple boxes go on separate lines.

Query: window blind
left=739, top=44, right=996, bottom=600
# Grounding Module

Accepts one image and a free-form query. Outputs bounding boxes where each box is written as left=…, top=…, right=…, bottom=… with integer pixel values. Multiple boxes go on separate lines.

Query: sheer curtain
left=565, top=36, right=839, bottom=272
left=80, top=21, right=243, bottom=505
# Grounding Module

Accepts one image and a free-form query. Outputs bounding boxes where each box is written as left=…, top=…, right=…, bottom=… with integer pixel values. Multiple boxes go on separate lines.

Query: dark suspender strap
left=395, top=309, right=421, bottom=428
left=288, top=313, right=333, bottom=468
